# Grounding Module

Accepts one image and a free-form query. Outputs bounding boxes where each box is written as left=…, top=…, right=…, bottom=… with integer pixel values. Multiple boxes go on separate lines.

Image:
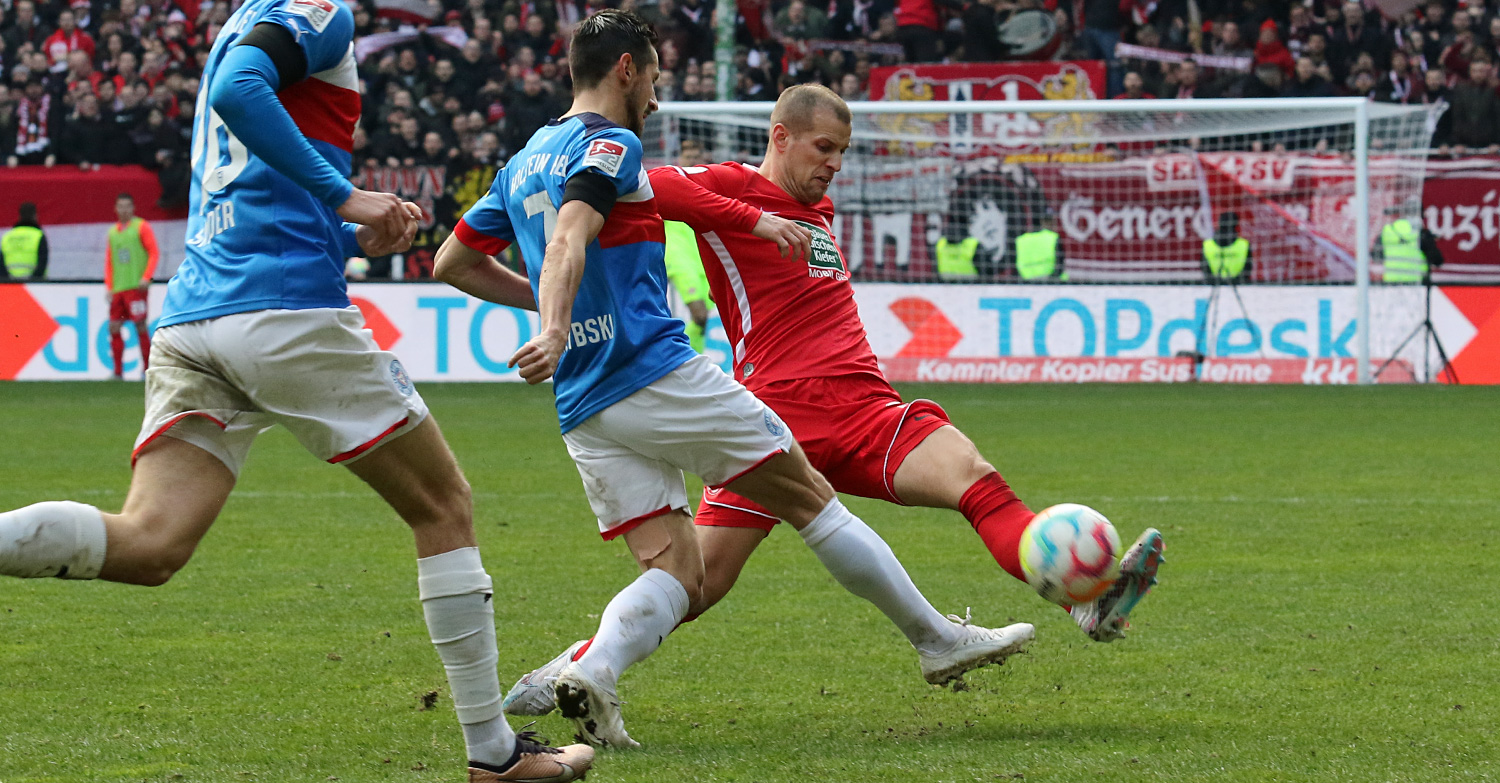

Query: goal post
left=644, top=98, right=1438, bottom=384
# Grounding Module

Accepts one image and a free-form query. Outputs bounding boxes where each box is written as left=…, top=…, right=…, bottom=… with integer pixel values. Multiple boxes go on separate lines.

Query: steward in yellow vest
left=1378, top=218, right=1426, bottom=283
left=935, top=236, right=979, bottom=281
left=1202, top=212, right=1251, bottom=283
left=1, top=202, right=49, bottom=280
left=1016, top=216, right=1067, bottom=281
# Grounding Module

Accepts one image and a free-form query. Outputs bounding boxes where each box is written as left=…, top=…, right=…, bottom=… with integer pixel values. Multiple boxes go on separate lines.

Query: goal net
left=643, top=98, right=1442, bottom=383
left=645, top=98, right=1434, bottom=285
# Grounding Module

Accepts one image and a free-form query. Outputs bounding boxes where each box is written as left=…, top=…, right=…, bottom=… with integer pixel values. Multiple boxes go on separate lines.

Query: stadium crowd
left=0, top=0, right=1488, bottom=188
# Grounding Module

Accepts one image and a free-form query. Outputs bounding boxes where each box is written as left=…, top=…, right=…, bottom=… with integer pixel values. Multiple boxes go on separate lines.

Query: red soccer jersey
left=650, top=162, right=884, bottom=392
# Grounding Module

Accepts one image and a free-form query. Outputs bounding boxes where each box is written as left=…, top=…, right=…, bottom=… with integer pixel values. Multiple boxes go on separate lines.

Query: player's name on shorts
left=566, top=313, right=616, bottom=349
left=192, top=201, right=236, bottom=247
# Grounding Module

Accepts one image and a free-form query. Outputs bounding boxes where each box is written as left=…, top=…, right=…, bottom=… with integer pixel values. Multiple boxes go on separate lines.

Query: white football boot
left=502, top=640, right=587, bottom=717
left=1072, top=527, right=1164, bottom=642
left=554, top=661, right=640, bottom=749
left=919, top=610, right=1035, bottom=685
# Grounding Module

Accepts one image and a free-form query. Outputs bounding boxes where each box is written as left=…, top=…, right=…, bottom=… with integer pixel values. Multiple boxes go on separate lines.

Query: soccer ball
left=1019, top=504, right=1122, bottom=607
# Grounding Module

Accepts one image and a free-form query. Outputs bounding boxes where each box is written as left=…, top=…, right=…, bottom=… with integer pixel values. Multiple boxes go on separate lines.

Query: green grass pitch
left=1, top=382, right=1497, bottom=782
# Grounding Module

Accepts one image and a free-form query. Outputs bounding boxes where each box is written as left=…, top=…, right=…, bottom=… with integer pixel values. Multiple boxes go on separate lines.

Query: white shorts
left=562, top=354, right=796, bottom=539
left=134, top=307, right=429, bottom=477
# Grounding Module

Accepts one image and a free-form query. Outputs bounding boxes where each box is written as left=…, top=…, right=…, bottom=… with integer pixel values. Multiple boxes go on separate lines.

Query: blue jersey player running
left=0, top=1, right=591, bottom=780
left=435, top=9, right=1034, bottom=750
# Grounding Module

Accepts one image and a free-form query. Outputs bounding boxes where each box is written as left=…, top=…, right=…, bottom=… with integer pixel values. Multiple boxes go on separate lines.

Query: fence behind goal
left=643, top=99, right=1447, bottom=384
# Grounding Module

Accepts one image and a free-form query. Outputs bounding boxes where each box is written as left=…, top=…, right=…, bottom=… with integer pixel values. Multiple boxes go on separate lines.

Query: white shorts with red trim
left=134, top=307, right=428, bottom=477
left=562, top=354, right=795, bottom=540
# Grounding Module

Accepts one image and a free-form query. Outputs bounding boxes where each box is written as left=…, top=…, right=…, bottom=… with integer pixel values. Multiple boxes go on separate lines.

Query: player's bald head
left=770, top=84, right=851, bottom=136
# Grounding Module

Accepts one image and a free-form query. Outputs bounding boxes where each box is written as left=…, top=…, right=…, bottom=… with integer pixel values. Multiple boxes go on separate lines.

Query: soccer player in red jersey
left=650, top=84, right=1166, bottom=642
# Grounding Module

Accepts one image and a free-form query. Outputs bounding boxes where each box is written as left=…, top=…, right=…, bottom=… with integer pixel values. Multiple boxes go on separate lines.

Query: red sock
left=109, top=333, right=124, bottom=376
left=137, top=327, right=151, bottom=370
left=571, top=637, right=594, bottom=661
left=958, top=472, right=1034, bottom=584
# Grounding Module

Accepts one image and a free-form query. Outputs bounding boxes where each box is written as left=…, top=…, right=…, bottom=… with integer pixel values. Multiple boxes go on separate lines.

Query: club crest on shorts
left=763, top=411, right=784, bottom=437
left=389, top=359, right=413, bottom=396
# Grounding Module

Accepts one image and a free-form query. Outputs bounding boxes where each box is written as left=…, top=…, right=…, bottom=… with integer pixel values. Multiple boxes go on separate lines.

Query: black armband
left=562, top=172, right=618, bottom=220
left=236, top=22, right=308, bottom=86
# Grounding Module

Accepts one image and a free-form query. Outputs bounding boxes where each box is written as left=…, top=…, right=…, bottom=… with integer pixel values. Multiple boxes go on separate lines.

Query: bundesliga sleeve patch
left=582, top=139, right=627, bottom=178
left=286, top=0, right=335, bottom=32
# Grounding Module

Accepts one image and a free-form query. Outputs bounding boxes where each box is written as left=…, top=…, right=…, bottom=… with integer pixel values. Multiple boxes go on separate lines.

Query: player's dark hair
left=568, top=9, right=658, bottom=90
left=117, top=193, right=134, bottom=202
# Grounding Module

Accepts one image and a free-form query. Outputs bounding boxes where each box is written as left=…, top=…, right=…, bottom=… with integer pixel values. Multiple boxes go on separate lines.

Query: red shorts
left=695, top=374, right=951, bottom=532
left=110, top=289, right=148, bottom=322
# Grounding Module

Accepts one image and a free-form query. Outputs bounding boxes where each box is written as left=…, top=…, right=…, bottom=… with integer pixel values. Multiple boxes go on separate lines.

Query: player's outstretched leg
left=894, top=425, right=1165, bottom=641
left=1070, top=528, right=1164, bottom=642
left=348, top=418, right=593, bottom=780
left=726, top=443, right=1033, bottom=685
left=550, top=512, right=701, bottom=748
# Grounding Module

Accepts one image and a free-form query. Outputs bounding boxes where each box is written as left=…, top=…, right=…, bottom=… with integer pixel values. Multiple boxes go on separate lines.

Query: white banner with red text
left=3, top=283, right=1496, bottom=384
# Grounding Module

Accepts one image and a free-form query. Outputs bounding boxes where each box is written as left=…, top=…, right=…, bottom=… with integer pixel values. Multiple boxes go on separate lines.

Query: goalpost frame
left=653, top=97, right=1414, bottom=385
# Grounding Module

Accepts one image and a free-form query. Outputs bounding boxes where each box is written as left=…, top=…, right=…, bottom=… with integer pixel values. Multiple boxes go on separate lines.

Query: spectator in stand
left=838, top=71, right=869, bottom=100
left=1331, top=0, right=1389, bottom=77
left=1254, top=21, right=1296, bottom=80
left=1285, top=55, right=1337, bottom=96
left=1078, top=0, right=1125, bottom=94
left=1170, top=58, right=1214, bottom=98
left=0, top=88, right=17, bottom=166
left=1286, top=4, right=1316, bottom=58
left=673, top=0, right=715, bottom=63
left=1213, top=21, right=1254, bottom=61
left=13, top=76, right=54, bottom=166
left=501, top=70, right=563, bottom=156
left=1450, top=58, right=1500, bottom=153
left=777, top=0, right=830, bottom=41
left=43, top=9, right=93, bottom=69
left=1421, top=66, right=1453, bottom=151
left=1377, top=50, right=1423, bottom=102
left=3, top=2, right=49, bottom=59
left=1113, top=70, right=1155, bottom=99
left=960, top=0, right=1007, bottom=62
left=830, top=0, right=894, bottom=41
left=1419, top=1, right=1452, bottom=66
left=377, top=116, right=425, bottom=167
left=62, top=92, right=112, bottom=167
left=895, top=0, right=948, bottom=63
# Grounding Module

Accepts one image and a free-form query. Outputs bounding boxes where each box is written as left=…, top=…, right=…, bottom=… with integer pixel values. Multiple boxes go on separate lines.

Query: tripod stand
left=1375, top=272, right=1459, bottom=384
left=1179, top=271, right=1262, bottom=376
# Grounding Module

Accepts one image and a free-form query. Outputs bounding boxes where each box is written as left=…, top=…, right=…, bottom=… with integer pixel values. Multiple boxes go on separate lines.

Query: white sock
left=0, top=501, right=108, bottom=580
left=417, top=547, right=515, bottom=767
left=575, top=568, right=689, bottom=685
left=798, top=499, right=961, bottom=655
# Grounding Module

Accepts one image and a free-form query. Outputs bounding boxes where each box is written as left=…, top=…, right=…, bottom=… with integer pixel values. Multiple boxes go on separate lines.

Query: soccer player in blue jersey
left=434, top=9, right=1033, bottom=750
left=0, top=1, right=592, bottom=780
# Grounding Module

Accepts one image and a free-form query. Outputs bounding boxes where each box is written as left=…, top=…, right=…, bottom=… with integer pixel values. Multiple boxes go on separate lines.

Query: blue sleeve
left=340, top=222, right=362, bottom=258
left=209, top=43, right=353, bottom=208
left=262, top=0, right=355, bottom=75
left=453, top=170, right=516, bottom=253
left=567, top=128, right=645, bottom=198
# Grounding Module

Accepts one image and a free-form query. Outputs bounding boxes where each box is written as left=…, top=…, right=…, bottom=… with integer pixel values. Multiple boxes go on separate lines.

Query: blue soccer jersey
left=160, top=0, right=362, bottom=327
left=455, top=113, right=695, bottom=432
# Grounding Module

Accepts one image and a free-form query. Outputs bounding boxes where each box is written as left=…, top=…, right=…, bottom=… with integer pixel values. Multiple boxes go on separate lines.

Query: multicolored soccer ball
left=1019, top=504, right=1122, bottom=607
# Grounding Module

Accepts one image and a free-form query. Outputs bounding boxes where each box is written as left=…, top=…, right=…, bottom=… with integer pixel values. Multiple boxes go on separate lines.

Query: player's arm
left=139, top=220, right=158, bottom=287
left=103, top=242, right=114, bottom=293
left=649, top=165, right=812, bottom=261
left=434, top=232, right=536, bottom=310
left=508, top=197, right=606, bottom=384
left=210, top=19, right=408, bottom=242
